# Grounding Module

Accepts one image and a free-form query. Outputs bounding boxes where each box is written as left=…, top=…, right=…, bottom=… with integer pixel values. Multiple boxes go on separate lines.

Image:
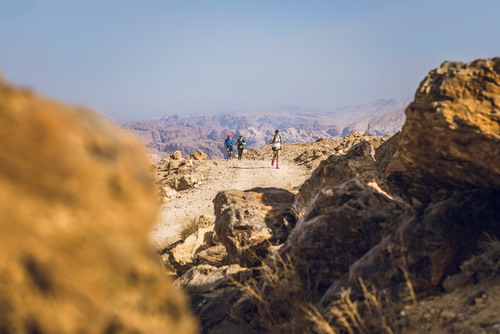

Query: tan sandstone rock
left=170, top=150, right=183, bottom=160
left=214, top=188, right=296, bottom=266
left=177, top=174, right=197, bottom=190
left=0, top=77, right=197, bottom=333
left=168, top=159, right=181, bottom=170
left=387, top=58, right=500, bottom=202
left=191, top=149, right=209, bottom=160
left=167, top=226, right=214, bottom=274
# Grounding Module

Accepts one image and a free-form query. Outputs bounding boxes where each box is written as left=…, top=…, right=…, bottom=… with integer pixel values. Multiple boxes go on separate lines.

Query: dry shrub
left=461, top=235, right=500, bottom=279
left=235, top=246, right=418, bottom=334
left=233, top=248, right=318, bottom=333
left=318, top=266, right=417, bottom=334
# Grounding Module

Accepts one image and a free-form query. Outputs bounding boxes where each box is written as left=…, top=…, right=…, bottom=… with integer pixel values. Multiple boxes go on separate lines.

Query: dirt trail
left=150, top=158, right=310, bottom=251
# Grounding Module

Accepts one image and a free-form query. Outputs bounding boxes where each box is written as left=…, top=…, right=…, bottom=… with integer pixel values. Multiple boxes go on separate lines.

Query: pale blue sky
left=1, top=0, right=499, bottom=121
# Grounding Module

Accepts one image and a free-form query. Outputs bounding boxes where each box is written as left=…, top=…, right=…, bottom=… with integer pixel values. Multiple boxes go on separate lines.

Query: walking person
left=270, top=129, right=282, bottom=169
left=224, top=134, right=233, bottom=159
left=236, top=135, right=246, bottom=160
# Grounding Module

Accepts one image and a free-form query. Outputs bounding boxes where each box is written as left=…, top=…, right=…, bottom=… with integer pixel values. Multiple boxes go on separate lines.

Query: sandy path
left=150, top=158, right=310, bottom=251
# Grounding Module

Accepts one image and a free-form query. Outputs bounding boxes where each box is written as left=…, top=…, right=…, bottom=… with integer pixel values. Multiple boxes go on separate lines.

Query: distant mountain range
left=123, top=98, right=410, bottom=160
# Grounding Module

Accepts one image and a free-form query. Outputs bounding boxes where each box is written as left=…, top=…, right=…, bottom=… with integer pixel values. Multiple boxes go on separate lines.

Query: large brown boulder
left=280, top=178, right=408, bottom=296
left=214, top=188, right=296, bottom=266
left=0, top=78, right=197, bottom=333
left=387, top=58, right=500, bottom=202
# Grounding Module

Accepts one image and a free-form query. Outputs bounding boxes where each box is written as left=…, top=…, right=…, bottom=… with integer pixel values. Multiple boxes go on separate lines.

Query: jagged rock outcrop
left=294, top=141, right=388, bottom=216
left=214, top=188, right=296, bottom=266
left=387, top=58, right=500, bottom=203
left=277, top=142, right=409, bottom=296
left=342, top=58, right=500, bottom=301
left=0, top=78, right=197, bottom=333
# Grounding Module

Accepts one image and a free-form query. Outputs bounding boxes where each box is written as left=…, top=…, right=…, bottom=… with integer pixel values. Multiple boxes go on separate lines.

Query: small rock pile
left=152, top=149, right=208, bottom=201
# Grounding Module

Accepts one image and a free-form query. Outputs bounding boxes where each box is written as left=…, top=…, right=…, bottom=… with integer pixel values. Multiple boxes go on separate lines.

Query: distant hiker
left=270, top=129, right=282, bottom=169
left=224, top=134, right=233, bottom=159
left=236, top=135, right=246, bottom=160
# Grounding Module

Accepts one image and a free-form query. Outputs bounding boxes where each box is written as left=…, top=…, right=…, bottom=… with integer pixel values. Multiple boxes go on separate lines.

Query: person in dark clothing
left=236, top=135, right=246, bottom=160
left=224, top=134, right=233, bottom=159
left=270, top=129, right=282, bottom=169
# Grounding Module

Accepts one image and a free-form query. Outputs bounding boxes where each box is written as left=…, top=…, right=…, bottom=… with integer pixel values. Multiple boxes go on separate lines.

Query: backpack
left=237, top=139, right=245, bottom=149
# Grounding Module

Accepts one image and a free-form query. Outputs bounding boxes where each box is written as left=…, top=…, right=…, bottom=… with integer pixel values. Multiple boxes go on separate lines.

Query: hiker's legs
left=238, top=149, right=243, bottom=160
left=276, top=150, right=280, bottom=167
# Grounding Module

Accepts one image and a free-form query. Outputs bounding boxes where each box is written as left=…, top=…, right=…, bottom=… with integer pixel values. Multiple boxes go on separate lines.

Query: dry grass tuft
left=235, top=246, right=418, bottom=334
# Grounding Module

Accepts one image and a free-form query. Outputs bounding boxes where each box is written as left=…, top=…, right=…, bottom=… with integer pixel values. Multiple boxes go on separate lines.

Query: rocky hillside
left=158, top=58, right=500, bottom=333
left=0, top=76, right=197, bottom=333
left=124, top=99, right=409, bottom=160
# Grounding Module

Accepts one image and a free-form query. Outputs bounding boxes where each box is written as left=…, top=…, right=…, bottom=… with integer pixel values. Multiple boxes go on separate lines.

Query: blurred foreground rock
left=0, top=77, right=197, bottom=333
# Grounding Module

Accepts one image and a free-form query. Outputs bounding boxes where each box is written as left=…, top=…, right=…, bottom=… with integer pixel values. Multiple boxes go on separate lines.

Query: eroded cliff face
left=0, top=77, right=197, bottom=333
left=168, top=58, right=500, bottom=333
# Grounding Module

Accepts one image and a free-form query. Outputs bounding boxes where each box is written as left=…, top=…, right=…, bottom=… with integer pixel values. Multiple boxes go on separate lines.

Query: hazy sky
left=1, top=0, right=499, bottom=121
